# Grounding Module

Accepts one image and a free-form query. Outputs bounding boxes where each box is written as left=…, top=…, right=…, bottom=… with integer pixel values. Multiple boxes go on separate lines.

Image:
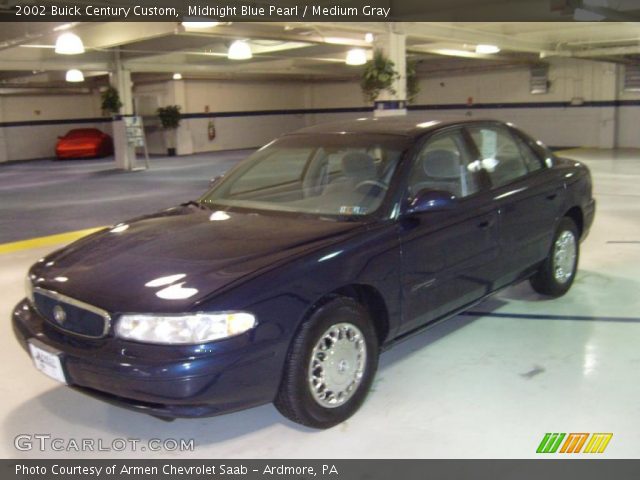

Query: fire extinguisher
left=208, top=120, right=216, bottom=141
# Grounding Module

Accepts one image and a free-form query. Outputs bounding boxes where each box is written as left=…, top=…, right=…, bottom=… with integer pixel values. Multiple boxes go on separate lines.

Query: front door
left=398, top=128, right=499, bottom=336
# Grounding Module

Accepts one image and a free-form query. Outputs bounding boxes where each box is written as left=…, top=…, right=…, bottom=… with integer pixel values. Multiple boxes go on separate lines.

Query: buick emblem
left=53, top=305, right=67, bottom=324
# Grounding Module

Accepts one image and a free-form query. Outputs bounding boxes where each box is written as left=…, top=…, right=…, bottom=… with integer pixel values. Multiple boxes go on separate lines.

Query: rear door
left=465, top=123, right=564, bottom=287
left=398, top=128, right=499, bottom=335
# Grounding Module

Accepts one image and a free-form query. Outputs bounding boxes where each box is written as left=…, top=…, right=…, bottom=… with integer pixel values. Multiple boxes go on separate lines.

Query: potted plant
left=101, top=86, right=123, bottom=116
left=157, top=105, right=181, bottom=156
left=361, top=50, right=420, bottom=105
left=406, top=59, right=420, bottom=104
left=360, top=49, right=399, bottom=103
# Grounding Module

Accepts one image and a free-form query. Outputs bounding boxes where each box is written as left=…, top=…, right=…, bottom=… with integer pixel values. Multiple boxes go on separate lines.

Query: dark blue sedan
left=13, top=118, right=595, bottom=428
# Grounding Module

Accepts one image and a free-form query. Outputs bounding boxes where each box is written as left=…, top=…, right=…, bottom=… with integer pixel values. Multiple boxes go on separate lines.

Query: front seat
left=410, top=149, right=462, bottom=197
left=322, top=152, right=377, bottom=196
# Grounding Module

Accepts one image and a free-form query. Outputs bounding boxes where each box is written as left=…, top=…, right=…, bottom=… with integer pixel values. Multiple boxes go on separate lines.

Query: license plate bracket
left=28, top=339, right=67, bottom=385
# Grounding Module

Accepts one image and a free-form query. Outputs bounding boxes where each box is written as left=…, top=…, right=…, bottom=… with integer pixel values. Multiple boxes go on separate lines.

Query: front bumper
left=55, top=148, right=99, bottom=159
left=12, top=299, right=285, bottom=418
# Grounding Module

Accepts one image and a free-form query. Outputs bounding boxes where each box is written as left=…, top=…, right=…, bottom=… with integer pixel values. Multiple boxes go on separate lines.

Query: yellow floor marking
left=0, top=227, right=106, bottom=255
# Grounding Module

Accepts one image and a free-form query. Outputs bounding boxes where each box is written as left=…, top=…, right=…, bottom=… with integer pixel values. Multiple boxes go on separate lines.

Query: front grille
left=33, top=288, right=110, bottom=338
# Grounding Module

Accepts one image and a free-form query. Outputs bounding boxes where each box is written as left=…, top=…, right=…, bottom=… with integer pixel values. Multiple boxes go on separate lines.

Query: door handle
left=477, top=219, right=493, bottom=230
left=546, top=193, right=558, bottom=200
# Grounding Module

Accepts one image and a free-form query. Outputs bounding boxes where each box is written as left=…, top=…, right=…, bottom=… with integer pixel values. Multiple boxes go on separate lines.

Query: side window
left=408, top=131, right=479, bottom=198
left=467, top=126, right=529, bottom=188
left=513, top=134, right=544, bottom=173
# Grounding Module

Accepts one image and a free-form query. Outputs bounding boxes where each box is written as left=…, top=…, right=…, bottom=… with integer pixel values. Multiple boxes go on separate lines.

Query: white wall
left=403, top=59, right=621, bottom=148
left=306, top=81, right=367, bottom=108
left=0, top=93, right=102, bottom=122
left=615, top=64, right=640, bottom=148
left=4, top=121, right=112, bottom=162
left=313, top=59, right=633, bottom=149
left=2, top=57, right=639, bottom=163
left=159, top=58, right=637, bottom=153
left=184, top=80, right=308, bottom=112
left=133, top=79, right=310, bottom=155
left=413, top=59, right=617, bottom=104
left=0, top=92, right=111, bottom=162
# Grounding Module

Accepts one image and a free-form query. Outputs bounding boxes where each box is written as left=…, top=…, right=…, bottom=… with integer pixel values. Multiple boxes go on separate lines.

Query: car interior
left=215, top=143, right=402, bottom=216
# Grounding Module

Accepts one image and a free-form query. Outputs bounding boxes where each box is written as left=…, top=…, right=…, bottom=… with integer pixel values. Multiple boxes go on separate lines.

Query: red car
left=55, top=128, right=113, bottom=159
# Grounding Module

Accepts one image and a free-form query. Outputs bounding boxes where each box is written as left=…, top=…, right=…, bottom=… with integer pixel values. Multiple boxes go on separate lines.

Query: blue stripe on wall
left=1, top=99, right=639, bottom=128
left=0, top=117, right=111, bottom=128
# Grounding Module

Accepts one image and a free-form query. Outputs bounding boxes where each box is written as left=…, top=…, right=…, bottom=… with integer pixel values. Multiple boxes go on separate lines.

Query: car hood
left=32, top=205, right=363, bottom=313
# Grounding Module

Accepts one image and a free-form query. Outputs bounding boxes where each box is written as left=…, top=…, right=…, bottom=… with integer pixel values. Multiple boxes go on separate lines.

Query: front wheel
left=274, top=297, right=379, bottom=429
left=530, top=217, right=580, bottom=297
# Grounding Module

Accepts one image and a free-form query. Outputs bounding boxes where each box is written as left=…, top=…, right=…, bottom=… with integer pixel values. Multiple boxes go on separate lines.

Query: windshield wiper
left=181, top=200, right=208, bottom=210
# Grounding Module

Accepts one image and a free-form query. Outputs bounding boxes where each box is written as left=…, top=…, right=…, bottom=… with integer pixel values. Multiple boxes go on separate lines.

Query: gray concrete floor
left=0, top=152, right=250, bottom=243
left=0, top=148, right=639, bottom=458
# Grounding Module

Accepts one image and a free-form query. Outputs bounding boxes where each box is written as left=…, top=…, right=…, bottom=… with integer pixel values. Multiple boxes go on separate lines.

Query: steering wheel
left=354, top=180, right=388, bottom=194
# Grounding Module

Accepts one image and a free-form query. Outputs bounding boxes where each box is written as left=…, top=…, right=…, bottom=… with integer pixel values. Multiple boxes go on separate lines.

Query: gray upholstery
left=322, top=152, right=376, bottom=196
left=410, top=148, right=462, bottom=197
left=422, top=149, right=460, bottom=179
left=341, top=152, right=377, bottom=181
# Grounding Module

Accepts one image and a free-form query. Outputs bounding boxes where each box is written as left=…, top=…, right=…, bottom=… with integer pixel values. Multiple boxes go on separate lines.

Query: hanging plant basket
left=360, top=49, right=399, bottom=103
left=406, top=59, right=420, bottom=104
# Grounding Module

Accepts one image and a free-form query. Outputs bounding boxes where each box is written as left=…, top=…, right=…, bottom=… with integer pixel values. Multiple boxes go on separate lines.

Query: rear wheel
left=530, top=217, right=579, bottom=297
left=274, top=297, right=379, bottom=429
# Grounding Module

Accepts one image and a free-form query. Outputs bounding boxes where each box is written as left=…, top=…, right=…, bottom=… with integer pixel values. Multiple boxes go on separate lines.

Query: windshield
left=200, top=133, right=409, bottom=218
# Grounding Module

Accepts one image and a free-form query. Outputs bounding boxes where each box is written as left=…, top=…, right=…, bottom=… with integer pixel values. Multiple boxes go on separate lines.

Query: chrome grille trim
left=33, top=287, right=112, bottom=338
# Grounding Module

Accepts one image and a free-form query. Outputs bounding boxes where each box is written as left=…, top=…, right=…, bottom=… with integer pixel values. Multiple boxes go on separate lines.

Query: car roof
left=290, top=117, right=506, bottom=138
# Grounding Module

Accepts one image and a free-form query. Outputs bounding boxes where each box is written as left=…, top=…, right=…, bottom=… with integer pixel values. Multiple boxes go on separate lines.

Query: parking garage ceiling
left=0, top=1, right=639, bottom=90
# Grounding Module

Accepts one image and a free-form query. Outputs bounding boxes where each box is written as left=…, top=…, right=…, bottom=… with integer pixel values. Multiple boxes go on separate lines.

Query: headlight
left=25, top=274, right=34, bottom=304
left=115, top=312, right=256, bottom=344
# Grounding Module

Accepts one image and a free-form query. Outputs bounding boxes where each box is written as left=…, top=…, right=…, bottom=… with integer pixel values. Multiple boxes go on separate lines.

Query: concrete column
left=373, top=23, right=407, bottom=117
left=594, top=61, right=617, bottom=149
left=613, top=63, right=622, bottom=149
left=111, top=48, right=136, bottom=170
left=169, top=79, right=194, bottom=156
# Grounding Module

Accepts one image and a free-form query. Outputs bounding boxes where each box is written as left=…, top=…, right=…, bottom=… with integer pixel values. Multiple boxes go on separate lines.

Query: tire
left=274, top=297, right=379, bottom=429
left=530, top=217, right=580, bottom=297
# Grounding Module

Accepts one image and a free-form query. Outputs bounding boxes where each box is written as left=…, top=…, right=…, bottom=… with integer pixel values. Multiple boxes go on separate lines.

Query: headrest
left=422, top=149, right=460, bottom=179
left=342, top=152, right=376, bottom=179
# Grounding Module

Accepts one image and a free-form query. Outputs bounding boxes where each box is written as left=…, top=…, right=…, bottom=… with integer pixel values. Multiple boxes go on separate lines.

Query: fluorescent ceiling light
left=228, top=40, right=252, bottom=60
left=173, top=73, right=183, bottom=80
left=475, top=44, right=500, bottom=54
left=20, top=44, right=55, bottom=49
left=346, top=48, right=367, bottom=65
left=182, top=21, right=220, bottom=28
left=65, top=69, right=84, bottom=82
left=432, top=48, right=478, bottom=58
left=53, top=23, right=75, bottom=32
left=55, top=32, right=85, bottom=55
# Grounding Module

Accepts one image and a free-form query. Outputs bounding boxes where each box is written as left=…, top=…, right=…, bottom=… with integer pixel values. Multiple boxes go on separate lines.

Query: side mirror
left=406, top=189, right=457, bottom=214
left=209, top=175, right=223, bottom=188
